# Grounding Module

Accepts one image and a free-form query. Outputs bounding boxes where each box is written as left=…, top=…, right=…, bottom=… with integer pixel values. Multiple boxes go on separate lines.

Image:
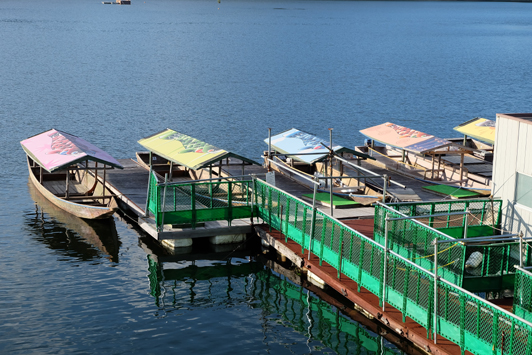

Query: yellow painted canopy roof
left=138, top=129, right=258, bottom=170
left=453, top=117, right=495, bottom=145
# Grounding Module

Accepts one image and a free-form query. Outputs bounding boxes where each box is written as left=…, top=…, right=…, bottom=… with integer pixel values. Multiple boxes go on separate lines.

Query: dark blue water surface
left=2, top=0, right=532, bottom=353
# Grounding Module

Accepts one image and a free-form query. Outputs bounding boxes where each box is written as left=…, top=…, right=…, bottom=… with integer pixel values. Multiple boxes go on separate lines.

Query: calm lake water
left=2, top=0, right=532, bottom=353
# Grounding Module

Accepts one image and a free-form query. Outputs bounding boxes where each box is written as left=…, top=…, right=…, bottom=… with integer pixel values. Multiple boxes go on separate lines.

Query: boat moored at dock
left=21, top=129, right=123, bottom=219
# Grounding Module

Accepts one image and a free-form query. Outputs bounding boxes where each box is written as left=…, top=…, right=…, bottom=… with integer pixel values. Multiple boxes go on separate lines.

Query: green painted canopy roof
left=138, top=129, right=259, bottom=170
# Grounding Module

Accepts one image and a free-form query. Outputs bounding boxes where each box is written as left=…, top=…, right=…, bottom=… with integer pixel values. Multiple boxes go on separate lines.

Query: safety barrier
left=374, top=201, right=527, bottom=292
left=386, top=199, right=502, bottom=238
left=253, top=178, right=532, bottom=355
left=514, top=267, right=532, bottom=322
left=146, top=171, right=254, bottom=229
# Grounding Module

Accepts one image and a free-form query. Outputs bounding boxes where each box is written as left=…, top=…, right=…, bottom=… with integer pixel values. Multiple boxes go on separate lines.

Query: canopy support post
left=437, top=155, right=442, bottom=179
left=169, top=161, right=173, bottom=181
left=431, top=153, right=436, bottom=180
left=65, top=166, right=70, bottom=199
left=103, top=164, right=107, bottom=201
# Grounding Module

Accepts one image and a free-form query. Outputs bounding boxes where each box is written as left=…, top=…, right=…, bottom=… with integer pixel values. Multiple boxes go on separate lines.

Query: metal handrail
left=267, top=158, right=320, bottom=185
left=334, top=155, right=407, bottom=189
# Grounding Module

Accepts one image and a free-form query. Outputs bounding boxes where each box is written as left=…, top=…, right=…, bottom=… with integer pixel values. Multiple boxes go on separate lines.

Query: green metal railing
left=514, top=267, right=532, bottom=322
left=374, top=204, right=466, bottom=286
left=386, top=199, right=502, bottom=238
left=374, top=201, right=527, bottom=292
left=252, top=178, right=532, bottom=355
left=146, top=171, right=254, bottom=229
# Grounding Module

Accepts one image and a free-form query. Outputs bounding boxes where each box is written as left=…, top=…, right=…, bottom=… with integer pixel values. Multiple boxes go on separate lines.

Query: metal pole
left=329, top=128, right=333, bottom=217
left=382, top=216, right=389, bottom=312
left=434, top=241, right=438, bottom=344
left=335, top=155, right=407, bottom=189
left=268, top=128, right=272, bottom=172
left=160, top=173, right=168, bottom=232
left=308, top=178, right=318, bottom=260
left=382, top=174, right=388, bottom=203
left=463, top=208, right=469, bottom=239
left=520, top=231, right=524, bottom=268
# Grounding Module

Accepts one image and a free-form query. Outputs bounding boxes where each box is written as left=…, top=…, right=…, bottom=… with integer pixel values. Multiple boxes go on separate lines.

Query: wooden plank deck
left=43, top=180, right=85, bottom=195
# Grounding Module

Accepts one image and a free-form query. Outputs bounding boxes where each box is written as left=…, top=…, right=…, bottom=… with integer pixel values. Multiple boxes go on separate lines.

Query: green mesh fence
left=374, top=200, right=527, bottom=293
left=387, top=199, right=502, bottom=238
left=147, top=172, right=254, bottom=229
left=514, top=268, right=532, bottom=322
left=147, top=170, right=159, bottom=222
left=374, top=204, right=465, bottom=286
left=253, top=178, right=532, bottom=355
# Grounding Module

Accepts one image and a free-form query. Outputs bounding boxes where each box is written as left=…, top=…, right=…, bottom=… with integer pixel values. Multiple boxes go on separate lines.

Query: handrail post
left=268, top=128, right=272, bottom=172
left=382, top=215, right=389, bottom=312
left=250, top=178, right=255, bottom=225
left=434, top=240, right=438, bottom=344
left=308, top=178, right=318, bottom=260
left=160, top=173, right=168, bottom=232
left=463, top=208, right=469, bottom=239
left=227, top=181, right=232, bottom=227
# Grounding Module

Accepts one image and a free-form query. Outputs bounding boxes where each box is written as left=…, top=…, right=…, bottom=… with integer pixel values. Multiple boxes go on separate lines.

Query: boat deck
left=43, top=180, right=86, bottom=196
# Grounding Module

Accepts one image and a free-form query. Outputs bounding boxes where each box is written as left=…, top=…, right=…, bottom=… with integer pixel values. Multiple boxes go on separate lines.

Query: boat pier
left=97, top=126, right=532, bottom=355
left=102, top=154, right=532, bottom=355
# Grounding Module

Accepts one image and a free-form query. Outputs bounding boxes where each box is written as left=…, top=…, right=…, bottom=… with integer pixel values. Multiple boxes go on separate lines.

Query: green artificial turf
left=422, top=184, right=480, bottom=198
left=302, top=192, right=360, bottom=206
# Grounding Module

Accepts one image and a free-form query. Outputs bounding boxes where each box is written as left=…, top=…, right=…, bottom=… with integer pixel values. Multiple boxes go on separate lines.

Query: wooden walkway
left=104, top=159, right=256, bottom=240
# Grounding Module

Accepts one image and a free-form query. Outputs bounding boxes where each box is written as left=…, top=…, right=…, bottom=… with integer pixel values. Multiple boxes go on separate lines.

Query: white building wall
left=493, top=114, right=532, bottom=237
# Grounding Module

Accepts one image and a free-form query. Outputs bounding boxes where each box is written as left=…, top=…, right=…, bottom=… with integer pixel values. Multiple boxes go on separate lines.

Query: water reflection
left=25, top=180, right=120, bottom=262
left=146, top=253, right=412, bottom=355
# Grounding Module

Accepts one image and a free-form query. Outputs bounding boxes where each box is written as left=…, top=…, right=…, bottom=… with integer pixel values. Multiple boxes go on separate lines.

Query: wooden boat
left=21, top=129, right=123, bottom=219
left=358, top=122, right=493, bottom=189
left=136, top=151, right=189, bottom=180
left=27, top=180, right=120, bottom=262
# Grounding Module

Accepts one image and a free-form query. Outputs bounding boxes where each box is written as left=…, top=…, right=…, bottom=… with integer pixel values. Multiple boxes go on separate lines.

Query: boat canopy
left=21, top=129, right=123, bottom=173
left=138, top=128, right=259, bottom=170
left=265, top=128, right=373, bottom=164
left=453, top=117, right=495, bottom=145
left=359, top=122, right=453, bottom=154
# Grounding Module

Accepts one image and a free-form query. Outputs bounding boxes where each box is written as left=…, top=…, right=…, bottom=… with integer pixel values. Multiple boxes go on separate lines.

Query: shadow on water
left=143, top=245, right=423, bottom=355
left=24, top=180, right=121, bottom=263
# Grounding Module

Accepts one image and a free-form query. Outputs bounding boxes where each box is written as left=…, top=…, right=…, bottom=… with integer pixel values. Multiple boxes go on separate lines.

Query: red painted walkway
left=258, top=222, right=470, bottom=355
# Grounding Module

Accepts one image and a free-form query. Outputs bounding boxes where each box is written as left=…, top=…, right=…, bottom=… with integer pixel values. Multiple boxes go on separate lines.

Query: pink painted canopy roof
left=360, top=122, right=452, bottom=154
left=21, top=129, right=123, bottom=172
